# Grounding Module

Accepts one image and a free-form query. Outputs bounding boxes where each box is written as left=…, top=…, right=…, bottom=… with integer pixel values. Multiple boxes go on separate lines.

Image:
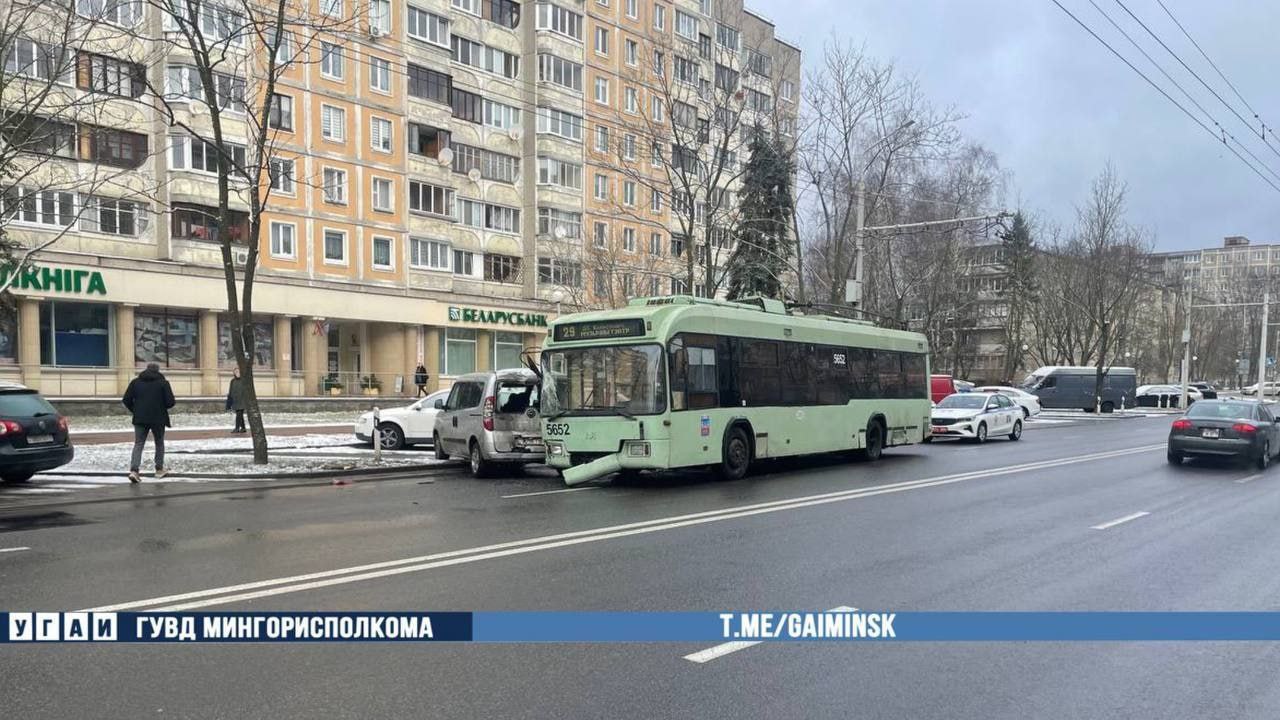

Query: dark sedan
left=1192, top=382, right=1218, bottom=399
left=1167, top=399, right=1280, bottom=469
left=0, top=384, right=73, bottom=482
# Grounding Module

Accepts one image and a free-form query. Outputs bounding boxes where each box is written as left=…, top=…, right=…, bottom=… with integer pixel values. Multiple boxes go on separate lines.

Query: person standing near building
left=414, top=364, right=429, bottom=398
left=122, top=362, right=176, bottom=483
left=227, top=367, right=247, bottom=433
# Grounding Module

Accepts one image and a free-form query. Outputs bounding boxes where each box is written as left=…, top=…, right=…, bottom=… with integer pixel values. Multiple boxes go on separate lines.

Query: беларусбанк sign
left=448, top=306, right=548, bottom=327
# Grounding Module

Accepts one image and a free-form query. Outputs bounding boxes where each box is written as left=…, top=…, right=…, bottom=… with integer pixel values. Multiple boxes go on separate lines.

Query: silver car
left=432, top=369, right=545, bottom=477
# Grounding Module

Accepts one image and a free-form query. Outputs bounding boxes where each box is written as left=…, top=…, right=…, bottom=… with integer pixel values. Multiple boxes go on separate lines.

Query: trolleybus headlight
left=625, top=441, right=651, bottom=457
left=547, top=442, right=565, bottom=456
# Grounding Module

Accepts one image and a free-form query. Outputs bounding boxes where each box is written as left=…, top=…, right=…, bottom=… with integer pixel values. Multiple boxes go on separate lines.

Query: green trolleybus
left=540, top=296, right=931, bottom=485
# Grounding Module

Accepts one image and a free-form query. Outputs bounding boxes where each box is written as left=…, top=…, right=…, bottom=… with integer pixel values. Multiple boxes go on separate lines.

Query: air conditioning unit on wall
left=232, top=249, right=249, bottom=267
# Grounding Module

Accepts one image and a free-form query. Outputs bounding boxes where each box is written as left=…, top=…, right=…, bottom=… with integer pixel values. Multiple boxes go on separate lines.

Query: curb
left=0, top=466, right=458, bottom=512
left=36, top=462, right=447, bottom=481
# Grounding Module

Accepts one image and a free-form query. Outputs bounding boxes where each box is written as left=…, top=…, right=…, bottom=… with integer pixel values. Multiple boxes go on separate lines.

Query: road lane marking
left=0, top=547, right=30, bottom=554
left=683, top=606, right=856, bottom=663
left=85, top=443, right=1165, bottom=612
left=0, top=487, right=70, bottom=495
left=1091, top=511, right=1151, bottom=530
left=502, top=487, right=601, bottom=499
left=1236, top=474, right=1265, bottom=484
left=35, top=483, right=109, bottom=490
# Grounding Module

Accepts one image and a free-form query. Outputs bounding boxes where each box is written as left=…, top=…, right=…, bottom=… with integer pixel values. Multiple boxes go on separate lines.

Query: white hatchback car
left=354, top=389, right=451, bottom=450
left=975, top=386, right=1042, bottom=418
left=930, top=392, right=1024, bottom=443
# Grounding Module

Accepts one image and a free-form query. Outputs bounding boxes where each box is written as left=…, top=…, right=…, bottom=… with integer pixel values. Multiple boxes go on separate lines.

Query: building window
left=371, top=116, right=393, bottom=152
left=268, top=157, right=295, bottom=194
left=135, top=309, right=198, bottom=369
left=537, top=3, right=582, bottom=40
left=266, top=27, right=294, bottom=65
left=621, top=274, right=634, bottom=297
left=87, top=126, right=148, bottom=169
left=675, top=9, right=697, bottom=39
left=4, top=38, right=70, bottom=83
left=780, top=79, right=795, bottom=101
left=372, top=236, right=394, bottom=269
left=408, top=64, right=451, bottom=104
left=321, top=104, right=346, bottom=141
left=408, top=182, right=455, bottom=217
left=1, top=115, right=76, bottom=158
left=77, top=0, right=143, bottom=26
left=169, top=135, right=248, bottom=177
left=594, top=76, right=609, bottom=105
left=673, top=56, right=697, bottom=84
left=593, top=174, right=608, bottom=201
left=269, top=221, right=296, bottom=258
left=649, top=232, right=662, bottom=254
left=625, top=39, right=638, bottom=66
left=217, top=318, right=273, bottom=368
left=624, top=86, right=638, bottom=113
left=622, top=181, right=636, bottom=206
left=593, top=221, right=608, bottom=248
left=493, top=331, right=523, bottom=370
left=79, top=52, right=145, bottom=98
left=622, top=227, right=636, bottom=251
left=323, top=229, right=347, bottom=264
left=594, top=27, right=609, bottom=55
left=452, top=0, right=479, bottom=14
left=594, top=125, right=609, bottom=153
left=593, top=269, right=608, bottom=298
left=537, top=156, right=583, bottom=190
left=536, top=107, right=583, bottom=141
left=483, top=99, right=521, bottom=130
left=268, top=93, right=293, bottom=131
left=452, top=249, right=475, bottom=275
left=653, top=50, right=664, bottom=77
left=40, top=301, right=111, bottom=367
left=746, top=49, right=772, bottom=77
left=320, top=42, right=344, bottom=79
left=410, top=238, right=451, bottom=269
left=716, top=23, right=739, bottom=50
left=369, top=56, right=391, bottom=92
left=484, top=254, right=521, bottom=283
left=409, top=123, right=451, bottom=159
left=537, top=258, right=582, bottom=287
left=452, top=89, right=484, bottom=124
left=320, top=0, right=343, bottom=17
left=653, top=4, right=665, bottom=30
left=440, top=328, right=477, bottom=375
left=453, top=37, right=520, bottom=79
left=408, top=6, right=451, bottom=46
left=537, top=207, right=582, bottom=239
left=452, top=143, right=520, bottom=183
left=369, top=0, right=391, bottom=33
left=456, top=199, right=520, bottom=233
left=623, top=133, right=636, bottom=159
left=171, top=203, right=247, bottom=243
left=650, top=190, right=662, bottom=213
left=671, top=234, right=685, bottom=257
left=322, top=168, right=347, bottom=204
left=537, top=53, right=583, bottom=92
left=372, top=177, right=394, bottom=212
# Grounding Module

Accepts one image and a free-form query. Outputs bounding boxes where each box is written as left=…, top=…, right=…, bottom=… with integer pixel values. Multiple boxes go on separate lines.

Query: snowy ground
left=69, top=410, right=360, bottom=432
left=52, top=432, right=448, bottom=478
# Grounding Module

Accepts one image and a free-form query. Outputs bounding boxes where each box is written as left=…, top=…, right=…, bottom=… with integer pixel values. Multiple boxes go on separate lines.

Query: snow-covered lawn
left=68, top=410, right=361, bottom=432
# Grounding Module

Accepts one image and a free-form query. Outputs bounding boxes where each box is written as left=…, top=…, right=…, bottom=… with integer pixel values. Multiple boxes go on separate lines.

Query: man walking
left=122, top=362, right=176, bottom=483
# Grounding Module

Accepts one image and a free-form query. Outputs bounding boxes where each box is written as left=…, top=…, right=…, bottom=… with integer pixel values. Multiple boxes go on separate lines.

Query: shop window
left=291, top=319, right=303, bottom=372
left=0, top=304, right=15, bottom=364
left=218, top=318, right=274, bottom=368
left=493, top=331, right=523, bottom=370
left=135, top=309, right=198, bottom=368
left=439, top=328, right=476, bottom=375
left=40, top=301, right=111, bottom=367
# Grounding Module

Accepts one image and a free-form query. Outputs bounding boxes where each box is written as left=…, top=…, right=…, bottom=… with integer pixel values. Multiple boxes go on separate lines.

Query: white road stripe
left=502, top=487, right=600, bottom=499
left=1091, top=511, right=1151, bottom=530
left=683, top=606, right=856, bottom=663
left=1235, top=474, right=1265, bottom=485
left=0, top=546, right=30, bottom=553
left=0, top=487, right=70, bottom=495
left=85, top=443, right=1164, bottom=613
left=35, top=483, right=109, bottom=490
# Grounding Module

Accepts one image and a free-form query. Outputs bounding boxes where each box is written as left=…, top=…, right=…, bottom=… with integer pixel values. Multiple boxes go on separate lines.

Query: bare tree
left=132, top=0, right=362, bottom=463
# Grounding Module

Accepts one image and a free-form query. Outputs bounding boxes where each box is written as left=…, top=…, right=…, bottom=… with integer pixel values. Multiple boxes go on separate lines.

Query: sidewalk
left=73, top=423, right=351, bottom=445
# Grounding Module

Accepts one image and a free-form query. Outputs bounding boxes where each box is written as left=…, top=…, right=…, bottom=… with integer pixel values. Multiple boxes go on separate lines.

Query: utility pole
left=1179, top=299, right=1191, bottom=409
left=848, top=180, right=866, bottom=307
left=1260, top=289, right=1270, bottom=399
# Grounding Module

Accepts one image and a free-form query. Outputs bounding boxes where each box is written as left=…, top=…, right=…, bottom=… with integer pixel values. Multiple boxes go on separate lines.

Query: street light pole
left=1259, top=289, right=1270, bottom=399
left=1180, top=299, right=1192, bottom=410
left=850, top=180, right=865, bottom=307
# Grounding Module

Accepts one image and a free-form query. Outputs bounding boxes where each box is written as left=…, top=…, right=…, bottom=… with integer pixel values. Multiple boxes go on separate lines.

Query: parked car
left=0, top=383, right=73, bottom=483
left=954, top=379, right=976, bottom=393
left=1191, top=382, right=1218, bottom=399
left=930, top=375, right=958, bottom=404
left=354, top=389, right=451, bottom=450
left=433, top=369, right=545, bottom=477
left=974, top=386, right=1042, bottom=418
left=929, top=392, right=1024, bottom=443
left=1167, top=399, right=1280, bottom=469
left=1135, top=384, right=1202, bottom=408
left=1241, top=382, right=1280, bottom=397
left=1020, top=366, right=1138, bottom=413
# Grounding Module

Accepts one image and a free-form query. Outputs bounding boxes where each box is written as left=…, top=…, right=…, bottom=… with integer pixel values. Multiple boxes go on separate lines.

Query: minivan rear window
left=0, top=392, right=57, bottom=417
left=497, top=383, right=538, bottom=414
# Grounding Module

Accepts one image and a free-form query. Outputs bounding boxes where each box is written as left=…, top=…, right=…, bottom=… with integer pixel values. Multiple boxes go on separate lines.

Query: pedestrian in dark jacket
left=227, top=367, right=246, bottom=433
left=122, top=362, right=175, bottom=483
left=414, top=364, right=429, bottom=397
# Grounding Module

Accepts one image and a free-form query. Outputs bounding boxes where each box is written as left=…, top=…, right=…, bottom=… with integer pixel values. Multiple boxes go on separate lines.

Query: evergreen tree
left=726, top=126, right=795, bottom=300
left=997, top=211, right=1037, bottom=381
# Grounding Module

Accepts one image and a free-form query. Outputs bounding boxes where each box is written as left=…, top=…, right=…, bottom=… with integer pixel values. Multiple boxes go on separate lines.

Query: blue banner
left=11, top=611, right=1280, bottom=643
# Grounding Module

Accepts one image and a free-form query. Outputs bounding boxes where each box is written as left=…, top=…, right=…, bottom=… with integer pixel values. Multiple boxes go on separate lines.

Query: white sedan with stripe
left=929, top=392, right=1024, bottom=443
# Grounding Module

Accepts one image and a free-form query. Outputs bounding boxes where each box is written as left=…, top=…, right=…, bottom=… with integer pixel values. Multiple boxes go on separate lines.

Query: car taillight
left=57, top=416, right=68, bottom=432
left=1233, top=423, right=1258, bottom=434
left=1171, top=419, right=1192, bottom=431
left=0, top=420, right=22, bottom=435
left=482, top=396, right=495, bottom=431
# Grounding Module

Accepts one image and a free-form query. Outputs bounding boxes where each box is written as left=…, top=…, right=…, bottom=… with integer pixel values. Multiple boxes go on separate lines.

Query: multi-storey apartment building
left=1147, top=236, right=1280, bottom=296
left=0, top=0, right=797, bottom=399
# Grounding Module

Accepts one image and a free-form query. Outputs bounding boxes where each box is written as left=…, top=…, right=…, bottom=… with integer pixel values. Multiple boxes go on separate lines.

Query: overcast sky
left=752, top=0, right=1280, bottom=252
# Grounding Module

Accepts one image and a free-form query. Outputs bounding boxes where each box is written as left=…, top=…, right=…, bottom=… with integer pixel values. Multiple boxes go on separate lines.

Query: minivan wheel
left=433, top=433, right=449, bottom=460
left=469, top=440, right=492, bottom=478
left=1101, top=401, right=1115, bottom=414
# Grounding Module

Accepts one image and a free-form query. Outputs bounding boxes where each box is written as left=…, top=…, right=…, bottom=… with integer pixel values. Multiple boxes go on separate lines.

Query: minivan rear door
left=491, top=375, right=544, bottom=454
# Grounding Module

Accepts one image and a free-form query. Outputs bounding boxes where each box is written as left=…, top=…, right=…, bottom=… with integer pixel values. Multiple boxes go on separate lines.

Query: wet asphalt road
left=5, top=415, right=1280, bottom=719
